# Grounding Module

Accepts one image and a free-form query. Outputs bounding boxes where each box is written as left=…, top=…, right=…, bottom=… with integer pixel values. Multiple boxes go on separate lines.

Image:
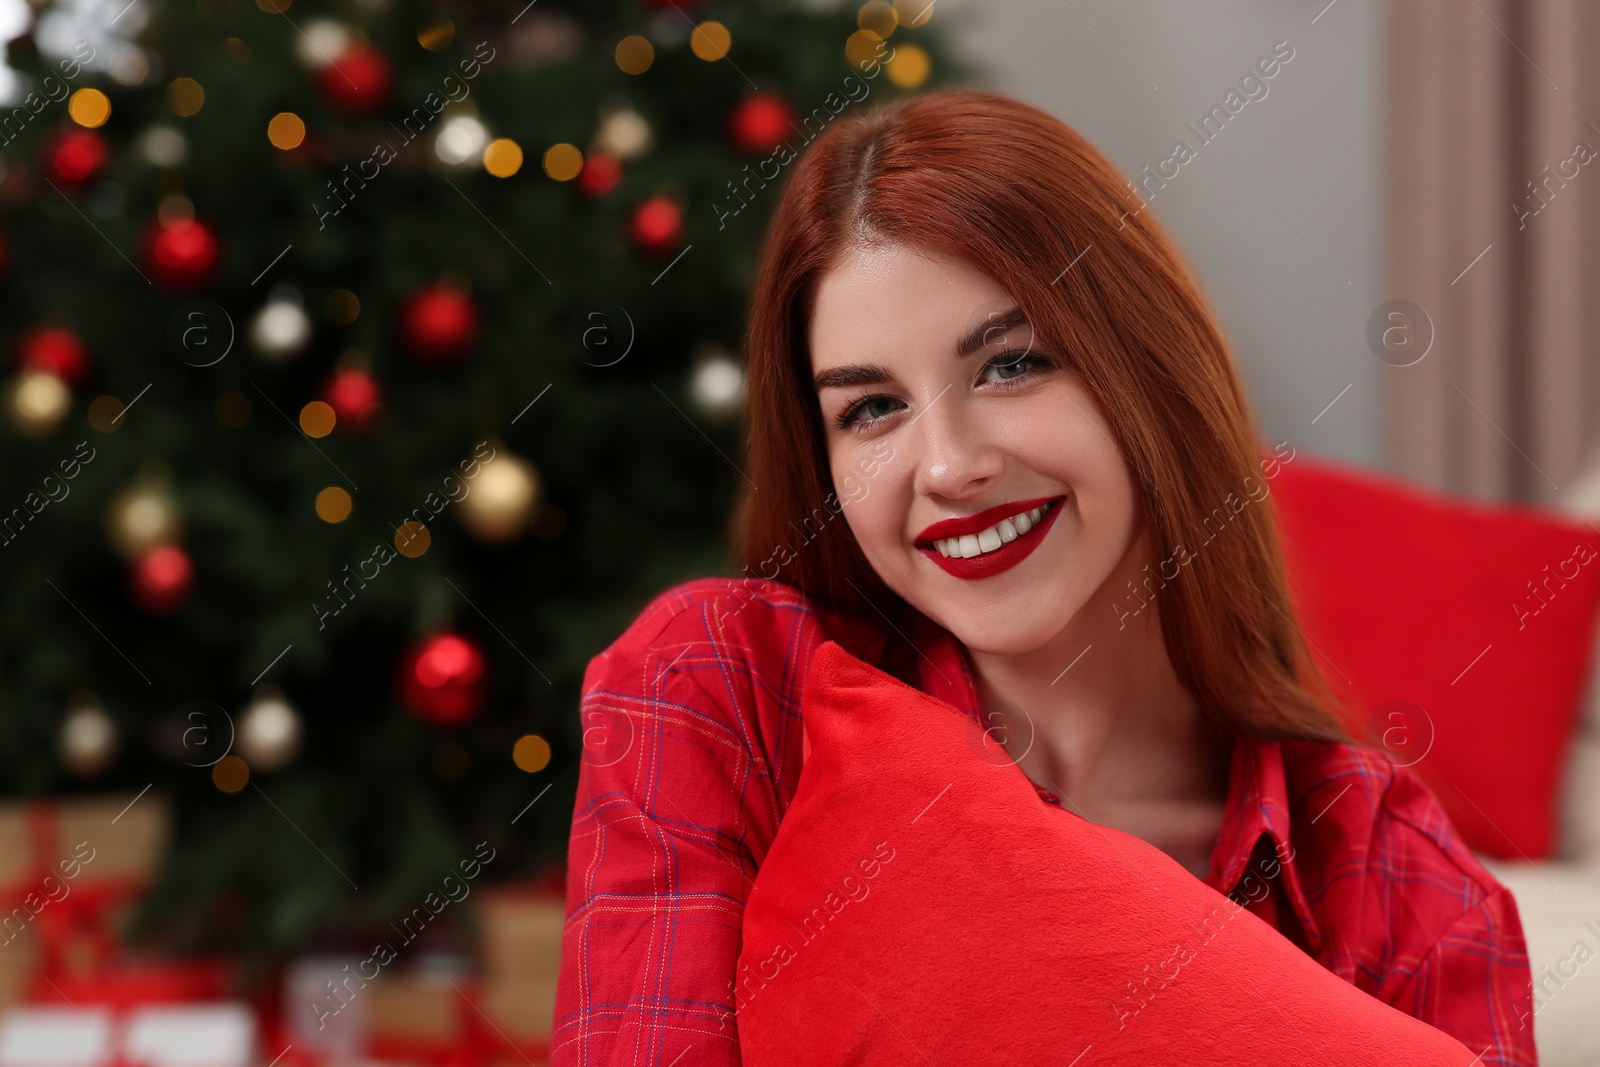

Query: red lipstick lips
left=915, top=495, right=1066, bottom=580
left=915, top=496, right=1060, bottom=544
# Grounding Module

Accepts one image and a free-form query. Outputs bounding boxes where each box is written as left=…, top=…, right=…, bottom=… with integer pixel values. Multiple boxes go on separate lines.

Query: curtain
left=1386, top=0, right=1600, bottom=504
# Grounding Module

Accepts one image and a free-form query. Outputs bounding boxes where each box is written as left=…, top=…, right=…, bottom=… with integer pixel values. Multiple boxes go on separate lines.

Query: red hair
left=728, top=88, right=1349, bottom=744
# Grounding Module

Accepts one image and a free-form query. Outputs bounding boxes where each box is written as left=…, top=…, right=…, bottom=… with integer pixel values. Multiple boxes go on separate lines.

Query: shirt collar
left=855, top=604, right=1324, bottom=956
left=1210, top=734, right=1324, bottom=955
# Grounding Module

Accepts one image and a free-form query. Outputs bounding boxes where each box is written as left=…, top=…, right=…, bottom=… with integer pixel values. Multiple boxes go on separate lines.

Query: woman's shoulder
left=584, top=576, right=886, bottom=701
left=1281, top=739, right=1533, bottom=1057
left=577, top=578, right=883, bottom=828
left=595, top=577, right=823, bottom=656
left=1282, top=739, right=1512, bottom=918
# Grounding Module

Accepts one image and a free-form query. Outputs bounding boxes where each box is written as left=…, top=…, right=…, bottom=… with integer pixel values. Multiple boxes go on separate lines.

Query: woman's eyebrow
left=812, top=305, right=1029, bottom=392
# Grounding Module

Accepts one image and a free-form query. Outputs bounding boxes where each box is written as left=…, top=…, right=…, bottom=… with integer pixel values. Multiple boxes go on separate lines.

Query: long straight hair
left=728, top=88, right=1349, bottom=744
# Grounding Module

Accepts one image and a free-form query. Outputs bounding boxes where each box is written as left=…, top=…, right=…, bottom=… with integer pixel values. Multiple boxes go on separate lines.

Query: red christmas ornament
left=577, top=151, right=622, bottom=198
left=629, top=196, right=682, bottom=257
left=728, top=92, right=796, bottom=156
left=41, top=128, right=109, bottom=187
left=141, top=217, right=222, bottom=291
left=399, top=283, right=479, bottom=363
left=14, top=326, right=91, bottom=385
left=398, top=633, right=486, bottom=726
left=131, top=545, right=193, bottom=614
left=323, top=368, right=383, bottom=431
left=316, top=45, right=394, bottom=116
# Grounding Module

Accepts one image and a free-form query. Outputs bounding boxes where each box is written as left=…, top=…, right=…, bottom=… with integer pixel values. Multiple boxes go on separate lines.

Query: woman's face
left=810, top=241, right=1147, bottom=655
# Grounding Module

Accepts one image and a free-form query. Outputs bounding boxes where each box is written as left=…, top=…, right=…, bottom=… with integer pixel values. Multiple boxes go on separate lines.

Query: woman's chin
left=936, top=612, right=1075, bottom=659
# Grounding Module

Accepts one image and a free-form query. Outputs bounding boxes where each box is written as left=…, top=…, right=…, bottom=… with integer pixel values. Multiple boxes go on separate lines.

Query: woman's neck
left=961, top=530, right=1232, bottom=819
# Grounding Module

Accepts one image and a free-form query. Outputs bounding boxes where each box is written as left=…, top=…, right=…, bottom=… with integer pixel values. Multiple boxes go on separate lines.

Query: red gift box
left=0, top=793, right=234, bottom=1008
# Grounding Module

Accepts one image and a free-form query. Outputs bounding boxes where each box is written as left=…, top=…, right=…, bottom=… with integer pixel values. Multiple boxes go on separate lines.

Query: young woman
left=551, top=89, right=1535, bottom=1066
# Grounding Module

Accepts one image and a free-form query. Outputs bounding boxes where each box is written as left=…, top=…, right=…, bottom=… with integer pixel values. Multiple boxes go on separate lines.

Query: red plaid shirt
left=552, top=578, right=1537, bottom=1065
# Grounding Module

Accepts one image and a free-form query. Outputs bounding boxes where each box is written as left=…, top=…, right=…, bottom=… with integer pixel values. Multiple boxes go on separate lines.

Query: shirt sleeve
left=550, top=588, right=781, bottom=1067
left=1387, top=883, right=1539, bottom=1067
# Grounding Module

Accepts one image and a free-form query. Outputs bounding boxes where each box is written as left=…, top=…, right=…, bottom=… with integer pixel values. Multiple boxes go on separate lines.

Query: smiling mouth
left=915, top=496, right=1066, bottom=580
left=919, top=498, right=1062, bottom=560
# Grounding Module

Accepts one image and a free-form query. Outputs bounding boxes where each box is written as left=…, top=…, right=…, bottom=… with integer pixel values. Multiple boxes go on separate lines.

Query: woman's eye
left=982, top=351, right=1047, bottom=384
left=836, top=395, right=902, bottom=431
left=833, top=351, right=1051, bottom=433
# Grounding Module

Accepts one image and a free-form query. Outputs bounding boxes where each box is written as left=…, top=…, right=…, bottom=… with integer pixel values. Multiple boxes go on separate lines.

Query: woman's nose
left=909, top=392, right=1004, bottom=501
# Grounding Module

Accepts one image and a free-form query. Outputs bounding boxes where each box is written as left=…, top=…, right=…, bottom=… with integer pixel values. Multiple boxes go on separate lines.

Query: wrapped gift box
left=0, top=793, right=173, bottom=1002
left=476, top=889, right=565, bottom=1048
left=366, top=973, right=463, bottom=1051
left=0, top=1002, right=255, bottom=1067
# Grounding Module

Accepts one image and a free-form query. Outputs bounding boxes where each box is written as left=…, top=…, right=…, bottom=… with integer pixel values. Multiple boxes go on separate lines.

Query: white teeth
left=933, top=501, right=1054, bottom=559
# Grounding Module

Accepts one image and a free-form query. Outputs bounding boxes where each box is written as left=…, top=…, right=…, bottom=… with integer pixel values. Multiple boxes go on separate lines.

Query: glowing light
left=435, top=114, right=488, bottom=165
left=69, top=88, right=111, bottom=128
left=418, top=18, right=455, bottom=50
left=615, top=35, right=653, bottom=74
left=542, top=143, right=583, bottom=181
left=213, top=755, right=250, bottom=793
left=887, top=43, right=930, bottom=88
left=167, top=77, right=205, bottom=117
left=858, top=1, right=897, bottom=37
left=513, top=734, right=552, bottom=773
left=300, top=401, right=336, bottom=438
left=268, top=112, right=305, bottom=150
left=691, top=22, right=731, bottom=61
left=396, top=521, right=430, bottom=558
left=315, top=485, right=352, bottom=523
left=483, top=137, right=523, bottom=178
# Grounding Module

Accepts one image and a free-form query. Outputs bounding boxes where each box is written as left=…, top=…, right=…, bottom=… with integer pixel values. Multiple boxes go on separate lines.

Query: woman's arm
left=550, top=584, right=789, bottom=1066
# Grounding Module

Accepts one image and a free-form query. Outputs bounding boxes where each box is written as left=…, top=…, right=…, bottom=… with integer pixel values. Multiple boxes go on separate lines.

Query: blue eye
left=831, top=350, right=1052, bottom=434
left=982, top=349, right=1047, bottom=385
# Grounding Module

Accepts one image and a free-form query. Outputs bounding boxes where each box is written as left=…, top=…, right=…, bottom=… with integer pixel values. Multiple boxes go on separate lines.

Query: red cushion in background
left=735, top=641, right=1476, bottom=1065
left=1269, top=453, right=1600, bottom=859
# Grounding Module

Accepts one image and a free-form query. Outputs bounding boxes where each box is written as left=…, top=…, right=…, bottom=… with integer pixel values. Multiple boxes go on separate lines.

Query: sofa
left=1480, top=457, right=1600, bottom=1067
left=1268, top=450, right=1600, bottom=1067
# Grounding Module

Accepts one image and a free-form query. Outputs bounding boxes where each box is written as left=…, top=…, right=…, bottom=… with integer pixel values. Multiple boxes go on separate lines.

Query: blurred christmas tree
left=0, top=0, right=972, bottom=967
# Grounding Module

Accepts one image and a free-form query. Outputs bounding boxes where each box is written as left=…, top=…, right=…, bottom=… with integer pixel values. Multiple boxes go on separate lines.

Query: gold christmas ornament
left=296, top=19, right=352, bottom=68
left=107, top=474, right=182, bottom=560
left=460, top=450, right=540, bottom=543
left=7, top=370, right=72, bottom=437
left=595, top=102, right=652, bottom=161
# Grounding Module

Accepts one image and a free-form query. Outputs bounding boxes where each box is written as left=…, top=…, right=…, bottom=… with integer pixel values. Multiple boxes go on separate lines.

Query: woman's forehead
left=809, top=247, right=1023, bottom=371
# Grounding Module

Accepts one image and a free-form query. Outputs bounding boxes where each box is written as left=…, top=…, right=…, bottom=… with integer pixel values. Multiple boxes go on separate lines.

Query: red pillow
left=735, top=640, right=1475, bottom=1064
left=1270, top=454, right=1600, bottom=858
